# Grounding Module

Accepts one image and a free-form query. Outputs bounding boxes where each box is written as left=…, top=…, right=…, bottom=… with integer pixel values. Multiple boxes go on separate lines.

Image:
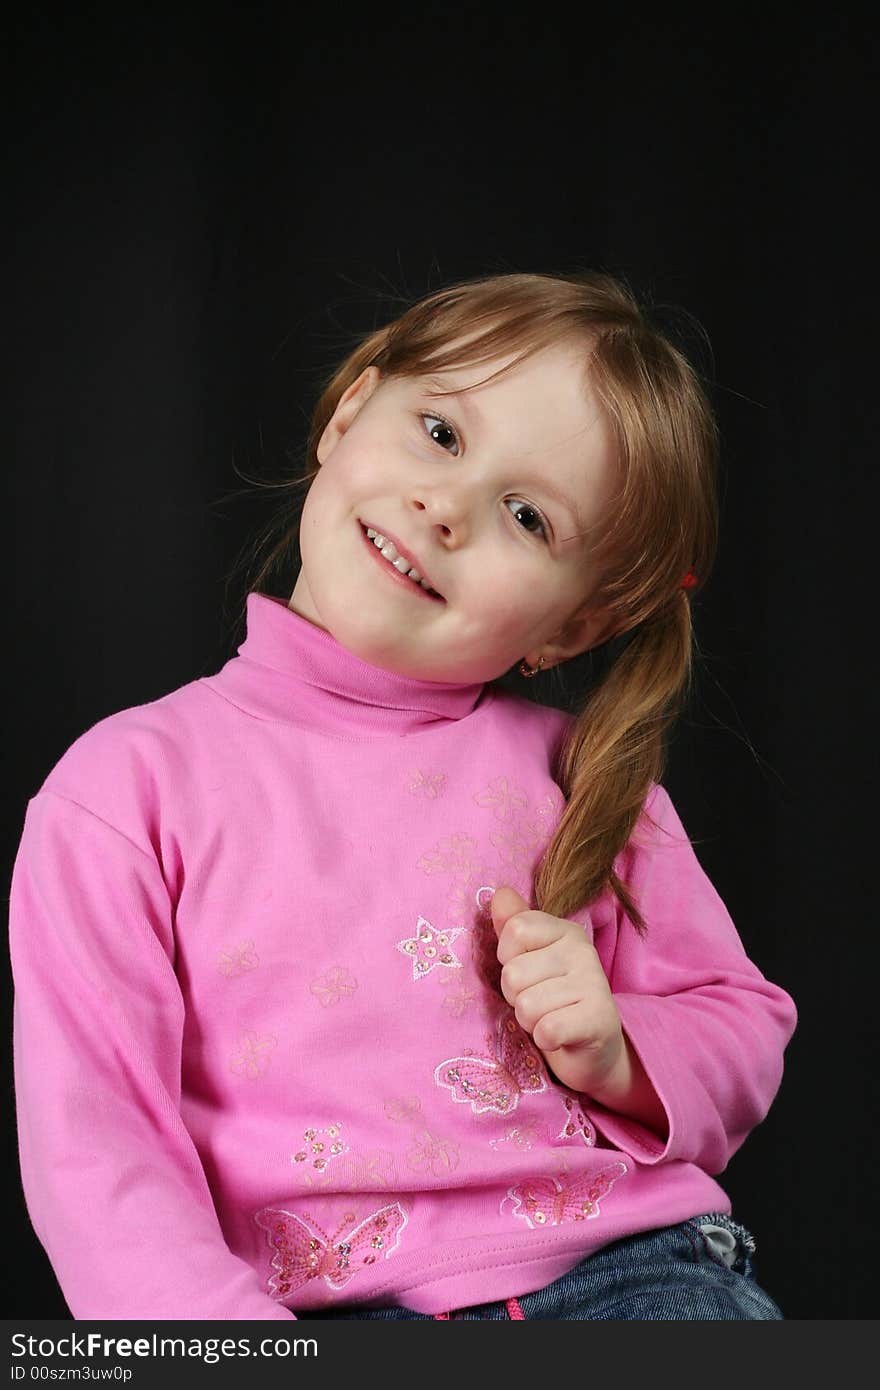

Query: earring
left=518, top=655, right=546, bottom=678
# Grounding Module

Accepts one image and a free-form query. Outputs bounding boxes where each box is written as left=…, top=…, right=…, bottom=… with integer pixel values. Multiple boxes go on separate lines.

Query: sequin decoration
left=290, top=1122, right=349, bottom=1173
left=415, top=776, right=567, bottom=971
left=396, top=916, right=463, bottom=980
left=254, top=1202, right=408, bottom=1297
left=433, top=1006, right=549, bottom=1115
left=501, top=1164, right=628, bottom=1228
left=557, top=1093, right=596, bottom=1147
left=217, top=940, right=260, bottom=977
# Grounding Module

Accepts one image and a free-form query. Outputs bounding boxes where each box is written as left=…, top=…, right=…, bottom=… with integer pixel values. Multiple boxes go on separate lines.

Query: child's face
left=288, top=339, right=619, bottom=684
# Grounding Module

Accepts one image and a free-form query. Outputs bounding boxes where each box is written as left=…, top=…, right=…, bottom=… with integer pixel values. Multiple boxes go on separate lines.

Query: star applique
left=396, top=916, right=463, bottom=980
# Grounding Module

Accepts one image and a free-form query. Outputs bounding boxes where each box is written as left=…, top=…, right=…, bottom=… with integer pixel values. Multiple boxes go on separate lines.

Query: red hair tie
left=680, top=570, right=698, bottom=590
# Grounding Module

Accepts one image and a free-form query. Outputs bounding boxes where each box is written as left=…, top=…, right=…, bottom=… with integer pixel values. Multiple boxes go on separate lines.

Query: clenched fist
left=490, top=884, right=626, bottom=1098
left=490, top=886, right=667, bottom=1139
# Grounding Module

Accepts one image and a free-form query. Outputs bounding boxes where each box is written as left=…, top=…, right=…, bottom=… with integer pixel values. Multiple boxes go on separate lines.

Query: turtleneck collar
left=200, top=592, right=492, bottom=738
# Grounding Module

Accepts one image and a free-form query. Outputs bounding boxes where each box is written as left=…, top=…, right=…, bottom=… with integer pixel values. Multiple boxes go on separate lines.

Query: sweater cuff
left=582, top=994, right=677, bottom=1164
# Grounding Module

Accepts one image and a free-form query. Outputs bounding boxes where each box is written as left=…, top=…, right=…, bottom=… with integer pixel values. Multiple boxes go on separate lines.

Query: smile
left=359, top=523, right=445, bottom=602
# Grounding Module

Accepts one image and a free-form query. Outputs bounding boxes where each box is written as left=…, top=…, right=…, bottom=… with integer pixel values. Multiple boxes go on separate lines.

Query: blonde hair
left=228, top=270, right=719, bottom=936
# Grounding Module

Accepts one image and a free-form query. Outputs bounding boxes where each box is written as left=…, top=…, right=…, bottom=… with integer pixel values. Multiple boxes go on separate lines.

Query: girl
left=9, top=270, right=796, bottom=1320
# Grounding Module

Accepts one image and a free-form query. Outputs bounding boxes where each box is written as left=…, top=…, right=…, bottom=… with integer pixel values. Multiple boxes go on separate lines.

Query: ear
left=525, top=602, right=617, bottom=672
left=316, top=365, right=382, bottom=465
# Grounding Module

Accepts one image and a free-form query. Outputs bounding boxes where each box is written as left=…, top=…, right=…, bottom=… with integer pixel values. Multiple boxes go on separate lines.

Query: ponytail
left=533, top=593, right=694, bottom=937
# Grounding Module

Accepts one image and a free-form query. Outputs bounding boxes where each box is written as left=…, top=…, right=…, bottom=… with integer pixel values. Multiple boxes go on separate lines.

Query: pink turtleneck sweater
left=9, top=593, right=797, bottom=1319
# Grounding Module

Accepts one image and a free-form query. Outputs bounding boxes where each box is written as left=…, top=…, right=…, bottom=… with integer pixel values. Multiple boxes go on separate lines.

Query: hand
left=490, top=885, right=627, bottom=1099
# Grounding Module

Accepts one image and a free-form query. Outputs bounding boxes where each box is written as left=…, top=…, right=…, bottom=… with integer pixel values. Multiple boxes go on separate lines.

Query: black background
left=6, top=4, right=877, bottom=1319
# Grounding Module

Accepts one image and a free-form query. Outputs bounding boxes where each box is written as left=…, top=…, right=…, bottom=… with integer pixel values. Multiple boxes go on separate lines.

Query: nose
left=408, top=489, right=472, bottom=543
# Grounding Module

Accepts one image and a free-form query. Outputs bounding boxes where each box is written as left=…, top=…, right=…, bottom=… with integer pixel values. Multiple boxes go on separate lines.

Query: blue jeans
left=304, top=1213, right=784, bottom=1320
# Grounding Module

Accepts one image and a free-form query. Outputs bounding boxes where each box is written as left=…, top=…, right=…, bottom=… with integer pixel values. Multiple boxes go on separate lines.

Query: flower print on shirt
left=489, top=817, right=549, bottom=871
left=384, top=1094, right=460, bottom=1177
left=255, top=1202, right=409, bottom=1298
left=405, top=1129, right=460, bottom=1177
left=472, top=778, right=563, bottom=863
left=434, top=1005, right=549, bottom=1116
left=439, top=973, right=479, bottom=1018
left=309, top=965, right=358, bottom=1007
left=228, top=1031, right=277, bottom=1079
left=474, top=776, right=529, bottom=822
left=488, top=790, right=566, bottom=868
left=501, top=1163, right=628, bottom=1228
left=217, top=939, right=260, bottom=977
left=417, top=832, right=481, bottom=878
left=333, top=1150, right=400, bottom=1193
left=384, top=1095, right=423, bottom=1126
left=407, top=768, right=448, bottom=799
left=291, top=1123, right=349, bottom=1175
left=533, top=791, right=566, bottom=833
left=413, top=775, right=566, bottom=1008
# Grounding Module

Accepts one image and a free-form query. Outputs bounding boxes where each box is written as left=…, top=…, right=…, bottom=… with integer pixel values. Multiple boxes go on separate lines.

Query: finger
left=508, top=977, right=586, bottom=1035
left=499, top=940, right=580, bottom=1002
left=531, top=1001, right=604, bottom=1054
left=495, top=911, right=576, bottom=966
left=489, top=885, right=531, bottom=939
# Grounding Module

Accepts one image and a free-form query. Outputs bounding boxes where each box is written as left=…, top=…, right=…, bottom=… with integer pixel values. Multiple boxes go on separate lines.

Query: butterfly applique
left=434, top=1007, right=549, bottom=1115
left=254, top=1202, right=408, bottom=1298
left=488, top=1119, right=540, bottom=1152
left=558, top=1092, right=596, bottom=1147
left=502, top=1163, right=628, bottom=1228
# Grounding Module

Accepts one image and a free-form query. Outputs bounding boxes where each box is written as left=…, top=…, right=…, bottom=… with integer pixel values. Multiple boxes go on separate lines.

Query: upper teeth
left=366, top=528, right=438, bottom=594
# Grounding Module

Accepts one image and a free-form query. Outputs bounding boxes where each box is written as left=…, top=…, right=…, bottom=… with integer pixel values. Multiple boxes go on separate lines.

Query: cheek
left=300, top=445, right=373, bottom=534
left=297, top=479, right=336, bottom=554
left=476, top=585, right=553, bottom=640
left=460, top=582, right=520, bottom=632
left=344, top=443, right=387, bottom=492
left=494, top=608, right=535, bottom=644
left=317, top=432, right=384, bottom=491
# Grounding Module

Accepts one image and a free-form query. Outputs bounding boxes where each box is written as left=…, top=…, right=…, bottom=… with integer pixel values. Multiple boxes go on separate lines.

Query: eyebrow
left=420, top=378, right=588, bottom=539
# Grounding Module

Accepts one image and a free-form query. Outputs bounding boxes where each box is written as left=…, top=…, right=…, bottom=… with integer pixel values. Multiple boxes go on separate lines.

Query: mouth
left=358, top=521, right=446, bottom=603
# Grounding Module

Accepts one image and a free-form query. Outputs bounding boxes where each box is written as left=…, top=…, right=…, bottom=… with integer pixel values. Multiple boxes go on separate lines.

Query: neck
left=201, top=592, right=492, bottom=739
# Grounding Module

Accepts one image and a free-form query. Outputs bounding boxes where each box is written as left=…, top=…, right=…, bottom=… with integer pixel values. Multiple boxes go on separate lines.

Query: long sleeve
left=9, top=790, right=296, bottom=1320
left=585, top=784, right=798, bottom=1176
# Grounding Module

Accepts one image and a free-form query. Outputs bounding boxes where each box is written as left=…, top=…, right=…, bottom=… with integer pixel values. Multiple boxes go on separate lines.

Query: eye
left=505, top=499, right=550, bottom=542
left=420, top=411, right=550, bottom=544
left=419, top=412, right=460, bottom=455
